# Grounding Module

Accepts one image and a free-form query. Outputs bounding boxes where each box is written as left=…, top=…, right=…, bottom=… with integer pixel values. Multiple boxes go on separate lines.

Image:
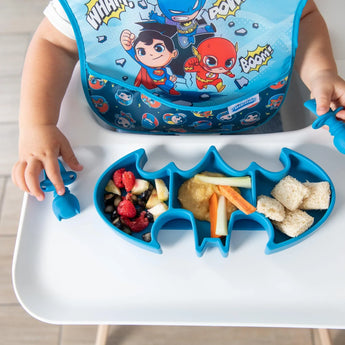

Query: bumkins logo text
left=86, top=0, right=134, bottom=30
left=239, top=45, right=273, bottom=73
left=208, top=0, right=245, bottom=20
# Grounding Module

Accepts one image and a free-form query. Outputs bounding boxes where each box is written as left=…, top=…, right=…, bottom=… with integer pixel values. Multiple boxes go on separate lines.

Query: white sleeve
left=43, top=0, right=75, bottom=40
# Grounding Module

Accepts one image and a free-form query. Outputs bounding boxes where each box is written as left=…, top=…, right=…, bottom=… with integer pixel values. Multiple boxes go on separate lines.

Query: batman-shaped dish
left=94, top=146, right=335, bottom=256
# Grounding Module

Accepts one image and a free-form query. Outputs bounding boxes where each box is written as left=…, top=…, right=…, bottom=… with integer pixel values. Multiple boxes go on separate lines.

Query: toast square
left=273, top=209, right=314, bottom=237
left=257, top=195, right=285, bottom=221
left=271, top=175, right=310, bottom=211
left=300, top=181, right=331, bottom=210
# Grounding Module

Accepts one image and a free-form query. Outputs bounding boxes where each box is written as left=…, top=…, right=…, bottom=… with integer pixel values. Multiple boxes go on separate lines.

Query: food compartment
left=94, top=149, right=171, bottom=252
left=172, top=146, right=258, bottom=256
left=94, top=147, right=335, bottom=256
left=254, top=149, right=335, bottom=253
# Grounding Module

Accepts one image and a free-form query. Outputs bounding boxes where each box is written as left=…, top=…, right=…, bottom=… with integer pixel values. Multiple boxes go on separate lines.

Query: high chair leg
left=95, top=325, right=110, bottom=345
left=318, top=329, right=333, bottom=345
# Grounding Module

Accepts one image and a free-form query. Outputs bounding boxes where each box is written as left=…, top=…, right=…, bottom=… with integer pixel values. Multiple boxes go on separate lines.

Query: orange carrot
left=209, top=192, right=220, bottom=238
left=217, top=185, right=256, bottom=215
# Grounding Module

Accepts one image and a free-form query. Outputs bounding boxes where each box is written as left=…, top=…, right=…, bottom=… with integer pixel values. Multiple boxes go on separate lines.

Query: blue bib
left=59, top=0, right=307, bottom=133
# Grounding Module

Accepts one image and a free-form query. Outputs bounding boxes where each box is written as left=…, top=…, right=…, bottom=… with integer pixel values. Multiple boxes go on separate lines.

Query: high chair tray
left=12, top=131, right=345, bottom=328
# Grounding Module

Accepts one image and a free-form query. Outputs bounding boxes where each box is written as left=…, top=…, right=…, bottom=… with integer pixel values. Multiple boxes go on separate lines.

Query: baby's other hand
left=309, top=70, right=345, bottom=120
left=12, top=125, right=83, bottom=201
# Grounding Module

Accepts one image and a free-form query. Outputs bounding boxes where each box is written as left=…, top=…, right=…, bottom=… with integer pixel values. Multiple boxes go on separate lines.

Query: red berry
left=121, top=211, right=149, bottom=232
left=125, top=193, right=133, bottom=201
left=122, top=171, right=136, bottom=192
left=117, top=199, right=136, bottom=218
left=113, top=168, right=125, bottom=188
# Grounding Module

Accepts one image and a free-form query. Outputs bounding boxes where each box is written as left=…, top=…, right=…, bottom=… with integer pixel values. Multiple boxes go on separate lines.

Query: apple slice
left=131, top=178, right=150, bottom=195
left=105, top=179, right=121, bottom=195
left=146, top=188, right=160, bottom=208
left=155, top=178, right=169, bottom=201
left=147, top=202, right=168, bottom=221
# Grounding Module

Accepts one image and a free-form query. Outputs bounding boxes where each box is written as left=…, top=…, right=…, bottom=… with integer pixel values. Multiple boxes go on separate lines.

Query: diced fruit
left=194, top=174, right=252, bottom=188
left=104, top=204, right=115, bottom=214
left=142, top=232, right=152, bottom=242
left=155, top=178, right=169, bottom=201
left=131, top=178, right=150, bottom=195
left=103, top=168, right=169, bottom=237
left=147, top=202, right=168, bottom=221
left=125, top=193, right=133, bottom=201
left=112, top=217, right=122, bottom=229
left=138, top=189, right=152, bottom=204
left=104, top=193, right=115, bottom=205
left=117, top=199, right=137, bottom=218
left=146, top=211, right=154, bottom=223
left=113, top=168, right=125, bottom=188
left=121, top=211, right=149, bottom=232
left=121, top=226, right=132, bottom=235
left=122, top=171, right=136, bottom=192
left=105, top=180, right=121, bottom=195
left=146, top=188, right=160, bottom=208
left=110, top=209, right=119, bottom=221
left=113, top=195, right=122, bottom=207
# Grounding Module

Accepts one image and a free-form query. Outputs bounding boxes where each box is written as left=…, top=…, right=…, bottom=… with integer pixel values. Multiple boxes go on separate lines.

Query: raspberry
left=113, top=168, right=125, bottom=188
left=125, top=193, right=133, bottom=201
left=121, top=211, right=149, bottom=232
left=117, top=199, right=136, bottom=218
left=122, top=171, right=136, bottom=192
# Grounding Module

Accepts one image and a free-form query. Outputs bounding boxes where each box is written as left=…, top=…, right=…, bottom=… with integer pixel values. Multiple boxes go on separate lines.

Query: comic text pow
left=239, top=45, right=274, bottom=73
left=86, top=0, right=135, bottom=30
left=208, top=0, right=245, bottom=20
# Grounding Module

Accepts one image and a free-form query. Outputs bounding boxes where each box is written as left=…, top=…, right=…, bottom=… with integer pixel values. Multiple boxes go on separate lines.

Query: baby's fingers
left=335, top=108, right=345, bottom=121
left=12, top=161, right=30, bottom=194
left=43, top=158, right=66, bottom=196
left=24, top=160, right=45, bottom=201
left=310, top=82, right=333, bottom=115
left=60, top=141, right=83, bottom=172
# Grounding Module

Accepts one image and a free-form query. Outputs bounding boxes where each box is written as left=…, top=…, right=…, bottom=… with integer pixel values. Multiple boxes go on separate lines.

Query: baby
left=12, top=0, right=345, bottom=201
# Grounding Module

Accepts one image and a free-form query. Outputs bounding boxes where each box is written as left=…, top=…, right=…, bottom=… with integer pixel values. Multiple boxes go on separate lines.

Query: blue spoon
left=304, top=99, right=345, bottom=154
left=40, top=160, right=80, bottom=221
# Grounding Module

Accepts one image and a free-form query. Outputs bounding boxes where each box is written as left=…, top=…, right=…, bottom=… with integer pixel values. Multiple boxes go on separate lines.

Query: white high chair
left=12, top=1, right=345, bottom=344
left=13, top=64, right=345, bottom=344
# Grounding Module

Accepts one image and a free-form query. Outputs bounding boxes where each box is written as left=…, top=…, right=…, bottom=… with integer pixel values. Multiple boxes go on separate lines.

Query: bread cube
left=273, top=209, right=314, bottom=237
left=256, top=195, right=285, bottom=221
left=271, top=175, right=310, bottom=211
left=300, top=181, right=331, bottom=210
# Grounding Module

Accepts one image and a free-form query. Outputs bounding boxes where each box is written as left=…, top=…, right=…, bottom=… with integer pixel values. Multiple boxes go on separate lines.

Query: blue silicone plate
left=94, top=146, right=335, bottom=256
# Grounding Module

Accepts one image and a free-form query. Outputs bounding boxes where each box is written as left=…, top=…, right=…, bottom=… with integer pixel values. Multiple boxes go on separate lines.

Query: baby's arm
left=12, top=18, right=83, bottom=201
left=295, top=0, right=345, bottom=119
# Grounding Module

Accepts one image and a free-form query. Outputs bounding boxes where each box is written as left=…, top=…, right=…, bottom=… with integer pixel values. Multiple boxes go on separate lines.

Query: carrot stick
left=218, top=185, right=256, bottom=215
left=209, top=192, right=220, bottom=238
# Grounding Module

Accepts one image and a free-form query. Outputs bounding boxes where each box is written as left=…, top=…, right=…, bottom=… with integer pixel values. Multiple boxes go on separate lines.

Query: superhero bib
left=60, top=0, right=307, bottom=133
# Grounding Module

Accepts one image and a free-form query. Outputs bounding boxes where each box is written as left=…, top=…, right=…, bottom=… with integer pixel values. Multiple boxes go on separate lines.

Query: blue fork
left=304, top=99, right=345, bottom=154
left=40, top=160, right=80, bottom=221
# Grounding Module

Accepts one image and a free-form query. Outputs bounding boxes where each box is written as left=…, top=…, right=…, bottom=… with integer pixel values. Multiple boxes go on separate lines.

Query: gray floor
left=1, top=1, right=345, bottom=344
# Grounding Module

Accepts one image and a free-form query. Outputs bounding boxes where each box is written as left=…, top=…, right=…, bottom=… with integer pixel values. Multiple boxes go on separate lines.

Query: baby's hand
left=12, top=125, right=83, bottom=201
left=309, top=70, right=345, bottom=120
